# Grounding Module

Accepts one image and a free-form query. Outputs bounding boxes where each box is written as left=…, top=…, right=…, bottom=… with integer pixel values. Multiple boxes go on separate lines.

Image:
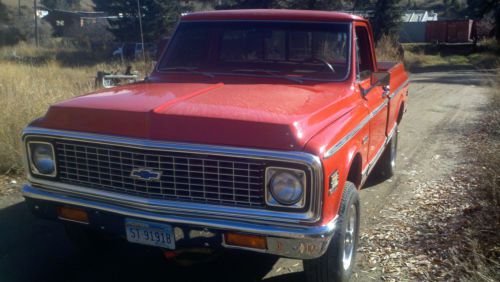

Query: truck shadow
left=409, top=65, right=496, bottom=87
left=0, top=201, right=304, bottom=282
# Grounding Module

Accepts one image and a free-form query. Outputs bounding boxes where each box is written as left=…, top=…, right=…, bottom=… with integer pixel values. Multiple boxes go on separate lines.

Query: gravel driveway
left=0, top=66, right=495, bottom=282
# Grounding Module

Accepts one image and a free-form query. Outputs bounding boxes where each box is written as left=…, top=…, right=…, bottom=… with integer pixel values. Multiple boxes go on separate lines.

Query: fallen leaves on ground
left=357, top=108, right=499, bottom=281
left=359, top=174, right=498, bottom=281
left=0, top=175, right=22, bottom=197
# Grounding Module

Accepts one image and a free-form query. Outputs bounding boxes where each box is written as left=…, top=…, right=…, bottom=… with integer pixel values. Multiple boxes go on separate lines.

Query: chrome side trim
left=388, top=79, right=409, bottom=100
left=324, top=114, right=371, bottom=159
left=324, top=78, right=409, bottom=159
left=23, top=184, right=337, bottom=259
left=22, top=127, right=324, bottom=225
left=361, top=122, right=397, bottom=179
left=372, top=99, right=389, bottom=116
left=361, top=140, right=385, bottom=179
left=324, top=100, right=388, bottom=158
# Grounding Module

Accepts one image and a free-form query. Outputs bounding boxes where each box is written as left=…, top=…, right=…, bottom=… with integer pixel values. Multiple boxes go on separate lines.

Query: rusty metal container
left=446, top=20, right=473, bottom=42
left=426, top=20, right=474, bottom=43
left=426, top=21, right=447, bottom=42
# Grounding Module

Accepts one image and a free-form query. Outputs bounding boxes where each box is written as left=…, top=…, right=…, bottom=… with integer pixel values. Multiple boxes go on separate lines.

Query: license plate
left=125, top=219, right=175, bottom=249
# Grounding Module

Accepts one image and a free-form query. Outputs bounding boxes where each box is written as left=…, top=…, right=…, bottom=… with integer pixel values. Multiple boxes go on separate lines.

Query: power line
left=34, top=0, right=39, bottom=47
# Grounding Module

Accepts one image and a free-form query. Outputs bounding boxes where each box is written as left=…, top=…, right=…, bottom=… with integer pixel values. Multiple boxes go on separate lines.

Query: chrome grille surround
left=23, top=127, right=323, bottom=225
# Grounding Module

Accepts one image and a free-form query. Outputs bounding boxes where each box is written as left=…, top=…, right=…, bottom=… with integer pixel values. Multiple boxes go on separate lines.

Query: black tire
left=64, top=224, right=111, bottom=251
left=303, top=181, right=360, bottom=282
left=374, top=126, right=398, bottom=179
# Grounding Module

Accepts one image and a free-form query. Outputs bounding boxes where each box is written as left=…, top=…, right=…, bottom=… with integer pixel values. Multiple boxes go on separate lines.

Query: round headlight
left=270, top=172, right=304, bottom=205
left=30, top=143, right=55, bottom=175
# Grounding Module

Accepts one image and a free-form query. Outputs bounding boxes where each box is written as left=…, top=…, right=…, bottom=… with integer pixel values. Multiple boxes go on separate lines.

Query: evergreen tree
left=0, top=0, right=8, bottom=23
left=443, top=0, right=463, bottom=19
left=41, top=0, right=81, bottom=10
left=0, top=0, right=25, bottom=45
left=466, top=0, right=499, bottom=40
left=371, top=0, right=402, bottom=41
left=274, top=0, right=350, bottom=10
left=215, top=0, right=275, bottom=9
left=353, top=0, right=370, bottom=10
left=93, top=0, right=189, bottom=42
left=216, top=0, right=354, bottom=10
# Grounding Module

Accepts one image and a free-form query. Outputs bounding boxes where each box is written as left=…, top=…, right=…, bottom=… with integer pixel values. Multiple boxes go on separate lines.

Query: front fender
left=304, top=105, right=369, bottom=225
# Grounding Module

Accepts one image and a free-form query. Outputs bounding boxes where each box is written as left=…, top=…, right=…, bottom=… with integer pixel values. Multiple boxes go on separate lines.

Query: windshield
left=158, top=21, right=351, bottom=82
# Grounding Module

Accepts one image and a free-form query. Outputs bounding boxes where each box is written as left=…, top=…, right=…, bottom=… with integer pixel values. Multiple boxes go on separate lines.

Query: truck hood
left=36, top=81, right=357, bottom=151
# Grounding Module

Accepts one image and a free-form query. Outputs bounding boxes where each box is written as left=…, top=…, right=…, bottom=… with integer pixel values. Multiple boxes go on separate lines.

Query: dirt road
left=0, top=66, right=494, bottom=282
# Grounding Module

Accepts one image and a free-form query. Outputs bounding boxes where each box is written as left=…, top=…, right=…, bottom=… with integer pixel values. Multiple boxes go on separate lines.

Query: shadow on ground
left=409, top=65, right=496, bottom=87
left=0, top=201, right=306, bottom=282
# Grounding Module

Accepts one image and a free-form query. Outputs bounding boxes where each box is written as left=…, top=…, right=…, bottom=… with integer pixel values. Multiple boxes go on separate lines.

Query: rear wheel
left=374, top=126, right=398, bottom=179
left=303, top=182, right=360, bottom=282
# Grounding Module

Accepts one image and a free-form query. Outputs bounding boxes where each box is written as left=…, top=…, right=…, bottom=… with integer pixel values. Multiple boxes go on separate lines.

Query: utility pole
left=18, top=0, right=21, bottom=18
left=34, top=0, right=39, bottom=47
left=136, top=0, right=146, bottom=72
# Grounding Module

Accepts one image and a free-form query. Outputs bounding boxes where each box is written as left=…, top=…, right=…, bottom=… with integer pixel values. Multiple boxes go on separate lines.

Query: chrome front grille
left=55, top=140, right=266, bottom=208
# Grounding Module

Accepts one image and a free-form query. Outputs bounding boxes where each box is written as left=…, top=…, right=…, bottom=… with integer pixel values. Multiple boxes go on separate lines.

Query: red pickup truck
left=22, top=10, right=408, bottom=282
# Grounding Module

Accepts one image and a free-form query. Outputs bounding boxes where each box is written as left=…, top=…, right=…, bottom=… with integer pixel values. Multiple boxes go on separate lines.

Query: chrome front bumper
left=23, top=184, right=337, bottom=259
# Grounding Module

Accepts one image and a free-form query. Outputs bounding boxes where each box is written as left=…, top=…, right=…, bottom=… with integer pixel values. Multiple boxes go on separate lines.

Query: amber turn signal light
left=224, top=233, right=267, bottom=250
left=57, top=206, right=89, bottom=224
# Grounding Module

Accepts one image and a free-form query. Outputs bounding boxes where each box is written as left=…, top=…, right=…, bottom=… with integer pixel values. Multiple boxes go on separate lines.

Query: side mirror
left=360, top=71, right=390, bottom=97
left=371, top=71, right=390, bottom=88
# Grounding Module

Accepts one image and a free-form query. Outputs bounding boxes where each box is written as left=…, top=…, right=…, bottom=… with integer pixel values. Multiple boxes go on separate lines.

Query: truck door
left=355, top=25, right=389, bottom=163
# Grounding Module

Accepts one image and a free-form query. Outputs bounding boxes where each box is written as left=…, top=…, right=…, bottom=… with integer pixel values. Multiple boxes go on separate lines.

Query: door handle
left=382, top=85, right=390, bottom=98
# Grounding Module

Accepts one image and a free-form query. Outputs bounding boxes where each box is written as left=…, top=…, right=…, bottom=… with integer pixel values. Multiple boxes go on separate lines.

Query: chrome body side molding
left=360, top=122, right=398, bottom=183
left=389, top=79, right=409, bottom=100
left=324, top=100, right=388, bottom=158
left=324, top=79, right=408, bottom=159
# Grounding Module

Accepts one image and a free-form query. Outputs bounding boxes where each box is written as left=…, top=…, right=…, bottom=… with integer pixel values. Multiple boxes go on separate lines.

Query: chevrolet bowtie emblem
left=130, top=168, right=162, bottom=182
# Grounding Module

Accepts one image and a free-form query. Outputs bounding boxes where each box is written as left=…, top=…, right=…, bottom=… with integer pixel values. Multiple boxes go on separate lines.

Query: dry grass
left=0, top=61, right=94, bottom=172
left=376, top=35, right=500, bottom=72
left=375, top=34, right=405, bottom=62
left=403, top=39, right=500, bottom=71
left=0, top=43, right=151, bottom=173
left=374, top=35, right=455, bottom=69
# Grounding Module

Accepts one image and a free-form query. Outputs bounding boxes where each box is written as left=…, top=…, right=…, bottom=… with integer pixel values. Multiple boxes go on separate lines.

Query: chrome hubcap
left=342, top=204, right=357, bottom=270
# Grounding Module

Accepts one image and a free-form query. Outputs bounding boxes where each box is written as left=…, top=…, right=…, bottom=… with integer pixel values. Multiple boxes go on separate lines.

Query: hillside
left=2, top=0, right=94, bottom=11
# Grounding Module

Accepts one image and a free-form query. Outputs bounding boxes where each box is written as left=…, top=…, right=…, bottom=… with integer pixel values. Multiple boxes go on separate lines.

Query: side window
left=355, top=26, right=374, bottom=81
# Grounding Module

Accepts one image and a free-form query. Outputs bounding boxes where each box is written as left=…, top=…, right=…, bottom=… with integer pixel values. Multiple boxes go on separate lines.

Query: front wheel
left=303, top=181, right=360, bottom=282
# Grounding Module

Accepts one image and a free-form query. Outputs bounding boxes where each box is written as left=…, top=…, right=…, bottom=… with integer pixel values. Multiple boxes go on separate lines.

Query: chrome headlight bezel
left=26, top=141, right=57, bottom=177
left=265, top=167, right=306, bottom=209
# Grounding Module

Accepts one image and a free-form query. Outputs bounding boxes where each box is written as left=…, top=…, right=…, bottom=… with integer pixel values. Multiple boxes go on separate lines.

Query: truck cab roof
left=182, top=9, right=366, bottom=22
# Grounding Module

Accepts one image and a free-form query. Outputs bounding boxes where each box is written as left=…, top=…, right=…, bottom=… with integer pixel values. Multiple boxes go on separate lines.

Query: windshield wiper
left=231, top=69, right=303, bottom=84
left=162, top=67, right=215, bottom=78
